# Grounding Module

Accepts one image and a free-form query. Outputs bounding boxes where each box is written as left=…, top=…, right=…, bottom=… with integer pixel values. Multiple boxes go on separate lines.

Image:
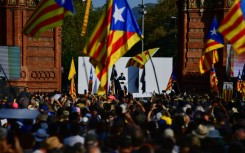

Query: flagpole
left=141, top=0, right=145, bottom=53
left=82, top=57, right=89, bottom=94
left=139, top=0, right=160, bottom=94
left=139, top=0, right=145, bottom=94
left=149, top=55, right=160, bottom=94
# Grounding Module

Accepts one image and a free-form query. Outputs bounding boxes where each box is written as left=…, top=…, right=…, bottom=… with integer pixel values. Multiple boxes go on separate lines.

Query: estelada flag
left=126, top=48, right=159, bottom=69
left=82, top=0, right=142, bottom=95
left=199, top=17, right=224, bottom=74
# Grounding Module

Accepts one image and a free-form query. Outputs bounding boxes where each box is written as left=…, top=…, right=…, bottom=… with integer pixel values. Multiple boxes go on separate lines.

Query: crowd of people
left=0, top=88, right=245, bottom=153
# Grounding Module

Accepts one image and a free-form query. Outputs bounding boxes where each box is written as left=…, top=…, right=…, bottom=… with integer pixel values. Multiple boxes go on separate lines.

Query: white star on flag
left=113, top=4, right=125, bottom=24
left=210, top=27, right=217, bottom=35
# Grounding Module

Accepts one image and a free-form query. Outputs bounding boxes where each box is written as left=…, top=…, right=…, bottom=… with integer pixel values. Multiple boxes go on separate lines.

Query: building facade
left=0, top=0, right=62, bottom=94
left=177, top=0, right=236, bottom=93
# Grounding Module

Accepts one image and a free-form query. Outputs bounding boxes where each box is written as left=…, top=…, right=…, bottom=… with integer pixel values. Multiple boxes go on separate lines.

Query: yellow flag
left=68, top=58, right=76, bottom=80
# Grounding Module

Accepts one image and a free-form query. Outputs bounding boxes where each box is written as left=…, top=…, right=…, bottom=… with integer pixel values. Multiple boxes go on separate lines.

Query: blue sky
left=92, top=0, right=158, bottom=8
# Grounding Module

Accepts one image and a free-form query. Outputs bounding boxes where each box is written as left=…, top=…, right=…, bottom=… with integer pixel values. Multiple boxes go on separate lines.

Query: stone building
left=176, top=0, right=241, bottom=93
left=0, top=0, right=62, bottom=96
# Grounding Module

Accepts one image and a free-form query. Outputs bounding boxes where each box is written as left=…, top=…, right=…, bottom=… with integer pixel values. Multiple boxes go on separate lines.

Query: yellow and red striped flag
left=68, top=58, right=76, bottom=98
left=166, top=71, right=177, bottom=91
left=126, top=48, right=159, bottom=69
left=23, top=0, right=75, bottom=37
left=166, top=75, right=173, bottom=91
left=218, top=0, right=245, bottom=55
left=210, top=65, right=219, bottom=93
left=82, top=0, right=142, bottom=95
left=199, top=50, right=219, bottom=74
left=199, top=17, right=224, bottom=74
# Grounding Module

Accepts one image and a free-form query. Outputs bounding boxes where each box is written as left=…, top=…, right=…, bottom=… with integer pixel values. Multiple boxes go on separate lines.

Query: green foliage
left=61, top=0, right=178, bottom=70
left=61, top=0, right=102, bottom=71
left=144, top=0, right=178, bottom=57
left=127, top=0, right=178, bottom=62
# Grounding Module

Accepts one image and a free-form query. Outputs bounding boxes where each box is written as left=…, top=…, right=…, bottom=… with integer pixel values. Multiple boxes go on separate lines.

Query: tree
left=61, top=0, right=103, bottom=91
left=127, top=0, right=178, bottom=61
left=62, top=0, right=103, bottom=70
left=145, top=0, right=178, bottom=57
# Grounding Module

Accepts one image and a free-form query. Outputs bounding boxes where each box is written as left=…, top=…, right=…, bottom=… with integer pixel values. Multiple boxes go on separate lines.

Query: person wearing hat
left=201, top=127, right=225, bottom=153
left=33, top=128, right=49, bottom=151
left=207, top=128, right=223, bottom=139
left=43, top=136, right=63, bottom=152
left=61, top=110, right=70, bottom=122
left=192, top=124, right=209, bottom=139
left=28, top=98, right=39, bottom=110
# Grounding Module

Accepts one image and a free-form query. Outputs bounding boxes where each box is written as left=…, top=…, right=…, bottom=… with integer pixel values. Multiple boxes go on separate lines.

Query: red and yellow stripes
left=166, top=75, right=173, bottom=91
left=199, top=50, right=219, bottom=74
left=69, top=78, right=76, bottom=99
left=204, top=39, right=224, bottom=53
left=82, top=0, right=141, bottom=95
left=210, top=66, right=219, bottom=92
left=218, top=0, right=245, bottom=54
left=23, top=0, right=73, bottom=37
left=126, top=48, right=159, bottom=69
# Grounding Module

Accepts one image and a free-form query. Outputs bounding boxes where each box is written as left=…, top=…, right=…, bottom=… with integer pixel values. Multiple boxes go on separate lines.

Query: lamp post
left=138, top=1, right=160, bottom=94
left=138, top=0, right=147, bottom=53
left=171, top=16, right=177, bottom=38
